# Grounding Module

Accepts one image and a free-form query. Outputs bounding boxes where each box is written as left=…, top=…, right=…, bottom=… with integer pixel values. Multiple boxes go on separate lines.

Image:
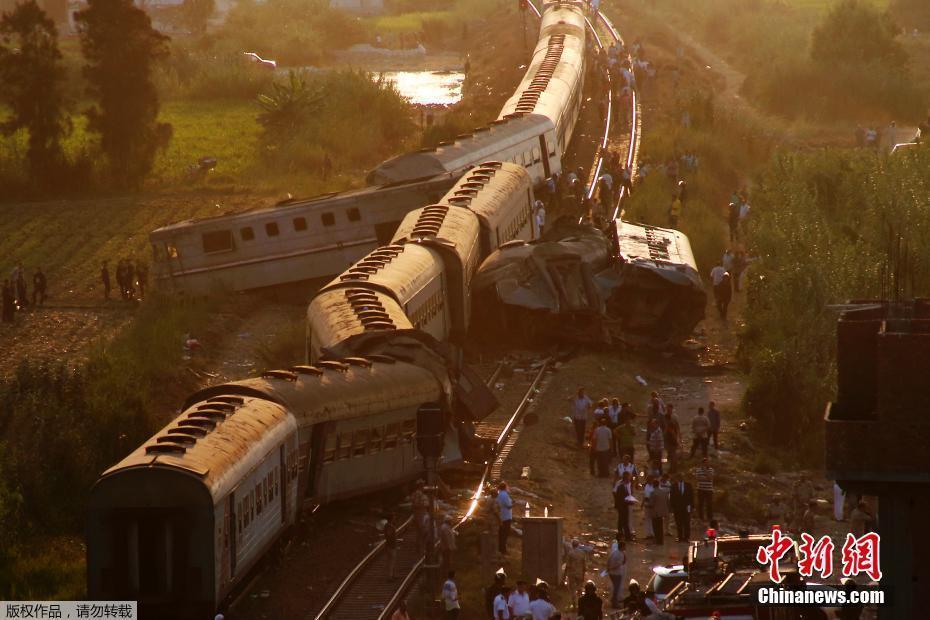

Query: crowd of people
left=1, top=263, right=47, bottom=323
left=0, top=257, right=149, bottom=326
left=100, top=258, right=148, bottom=302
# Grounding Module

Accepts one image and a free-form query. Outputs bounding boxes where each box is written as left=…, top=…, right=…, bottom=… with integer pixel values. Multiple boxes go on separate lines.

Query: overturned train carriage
left=87, top=354, right=475, bottom=619
left=149, top=174, right=457, bottom=296
left=471, top=218, right=706, bottom=347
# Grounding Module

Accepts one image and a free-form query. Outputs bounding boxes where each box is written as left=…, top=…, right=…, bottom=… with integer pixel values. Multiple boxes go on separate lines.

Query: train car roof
left=99, top=358, right=442, bottom=498
left=500, top=5, right=586, bottom=120
left=149, top=173, right=455, bottom=238
left=445, top=162, right=532, bottom=228
left=368, top=114, right=555, bottom=185
left=99, top=395, right=296, bottom=497
left=308, top=287, right=414, bottom=350
left=321, top=242, right=444, bottom=303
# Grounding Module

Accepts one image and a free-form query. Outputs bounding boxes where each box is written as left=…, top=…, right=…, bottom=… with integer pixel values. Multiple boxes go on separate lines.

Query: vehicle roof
left=149, top=174, right=454, bottom=237
left=368, top=115, right=555, bottom=185
left=99, top=358, right=442, bottom=499
left=321, top=242, right=444, bottom=303
left=308, top=286, right=414, bottom=353
left=443, top=162, right=532, bottom=229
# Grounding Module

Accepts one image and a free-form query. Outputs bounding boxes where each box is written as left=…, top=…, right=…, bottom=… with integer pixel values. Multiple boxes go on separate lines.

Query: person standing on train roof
left=534, top=200, right=546, bottom=237
left=497, top=481, right=514, bottom=555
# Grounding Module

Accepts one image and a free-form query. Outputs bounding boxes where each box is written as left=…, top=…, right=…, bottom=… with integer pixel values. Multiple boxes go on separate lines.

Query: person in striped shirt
left=694, top=457, right=715, bottom=521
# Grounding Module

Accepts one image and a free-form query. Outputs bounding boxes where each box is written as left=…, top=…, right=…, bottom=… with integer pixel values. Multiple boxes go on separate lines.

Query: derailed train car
left=471, top=218, right=706, bottom=347
left=86, top=339, right=493, bottom=619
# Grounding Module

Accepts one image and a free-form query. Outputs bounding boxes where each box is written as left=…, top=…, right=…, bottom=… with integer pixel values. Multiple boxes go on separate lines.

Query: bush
left=257, top=69, right=415, bottom=171
left=739, top=146, right=930, bottom=461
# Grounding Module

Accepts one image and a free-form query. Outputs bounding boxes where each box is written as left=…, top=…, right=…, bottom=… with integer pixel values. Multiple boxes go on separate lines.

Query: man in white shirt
left=569, top=387, right=593, bottom=447
left=607, top=540, right=627, bottom=608
left=493, top=585, right=512, bottom=620
left=497, top=482, right=514, bottom=555
left=534, top=200, right=546, bottom=237
left=528, top=593, right=557, bottom=620
left=593, top=418, right=613, bottom=477
left=508, top=580, right=532, bottom=619
left=442, top=571, right=461, bottom=619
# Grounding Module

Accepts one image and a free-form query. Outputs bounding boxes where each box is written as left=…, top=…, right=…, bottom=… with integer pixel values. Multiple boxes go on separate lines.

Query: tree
left=181, top=0, right=215, bottom=34
left=76, top=0, right=171, bottom=188
left=0, top=0, right=69, bottom=183
left=257, top=71, right=325, bottom=142
left=810, top=0, right=906, bottom=69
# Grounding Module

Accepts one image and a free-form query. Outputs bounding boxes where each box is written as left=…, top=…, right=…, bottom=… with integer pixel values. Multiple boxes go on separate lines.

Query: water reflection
left=380, top=71, right=464, bottom=106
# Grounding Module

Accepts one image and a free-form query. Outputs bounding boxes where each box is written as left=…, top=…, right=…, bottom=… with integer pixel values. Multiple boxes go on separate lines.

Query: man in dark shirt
left=577, top=581, right=603, bottom=620
left=101, top=262, right=111, bottom=300
left=32, top=268, right=47, bottom=306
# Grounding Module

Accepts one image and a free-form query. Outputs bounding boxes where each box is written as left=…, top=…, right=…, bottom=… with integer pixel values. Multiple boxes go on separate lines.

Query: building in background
left=825, top=300, right=930, bottom=619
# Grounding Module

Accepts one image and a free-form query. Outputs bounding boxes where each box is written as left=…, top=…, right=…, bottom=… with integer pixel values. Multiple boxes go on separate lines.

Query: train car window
left=240, top=226, right=255, bottom=241
left=167, top=242, right=180, bottom=259
left=321, top=212, right=336, bottom=227
left=238, top=509, right=242, bottom=535
left=337, top=433, right=352, bottom=460
left=401, top=419, right=416, bottom=441
left=265, top=222, right=280, bottom=237
left=244, top=499, right=250, bottom=527
left=153, top=243, right=167, bottom=262
left=370, top=427, right=382, bottom=452
left=532, top=146, right=541, bottom=163
left=347, top=208, right=361, bottom=222
left=293, top=217, right=307, bottom=232
left=323, top=434, right=336, bottom=463
left=256, top=484, right=263, bottom=514
left=353, top=429, right=369, bottom=457
left=201, top=230, right=234, bottom=254
left=384, top=423, right=400, bottom=449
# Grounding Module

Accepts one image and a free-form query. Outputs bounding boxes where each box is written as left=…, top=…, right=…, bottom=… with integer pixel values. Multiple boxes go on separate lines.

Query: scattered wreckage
left=471, top=217, right=706, bottom=347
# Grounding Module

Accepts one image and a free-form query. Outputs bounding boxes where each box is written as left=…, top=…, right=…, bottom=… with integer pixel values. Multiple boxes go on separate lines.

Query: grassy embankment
left=619, top=0, right=929, bottom=125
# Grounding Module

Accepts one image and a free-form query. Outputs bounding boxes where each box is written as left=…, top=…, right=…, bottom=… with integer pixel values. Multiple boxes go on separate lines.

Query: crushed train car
left=470, top=218, right=706, bottom=347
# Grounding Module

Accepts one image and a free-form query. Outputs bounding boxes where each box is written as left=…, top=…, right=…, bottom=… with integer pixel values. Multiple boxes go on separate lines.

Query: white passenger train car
left=368, top=114, right=561, bottom=187
left=498, top=1, right=587, bottom=155
left=148, top=175, right=456, bottom=296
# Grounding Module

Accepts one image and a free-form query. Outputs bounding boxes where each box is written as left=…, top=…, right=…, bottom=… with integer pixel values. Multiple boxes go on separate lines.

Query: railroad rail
left=313, top=3, right=642, bottom=617
left=312, top=358, right=547, bottom=619
left=583, top=7, right=642, bottom=221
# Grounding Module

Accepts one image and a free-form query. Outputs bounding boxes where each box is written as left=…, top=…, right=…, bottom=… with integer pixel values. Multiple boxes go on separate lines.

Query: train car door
left=538, top=135, right=551, bottom=178
left=228, top=494, right=237, bottom=577
left=279, top=445, right=287, bottom=523
left=304, top=423, right=327, bottom=500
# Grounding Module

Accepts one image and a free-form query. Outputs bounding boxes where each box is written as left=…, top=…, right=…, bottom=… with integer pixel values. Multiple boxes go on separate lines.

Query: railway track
left=312, top=358, right=549, bottom=619
left=311, top=4, right=643, bottom=618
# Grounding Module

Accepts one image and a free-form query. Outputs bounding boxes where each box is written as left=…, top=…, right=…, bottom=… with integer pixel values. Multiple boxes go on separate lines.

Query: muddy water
left=379, top=70, right=465, bottom=106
